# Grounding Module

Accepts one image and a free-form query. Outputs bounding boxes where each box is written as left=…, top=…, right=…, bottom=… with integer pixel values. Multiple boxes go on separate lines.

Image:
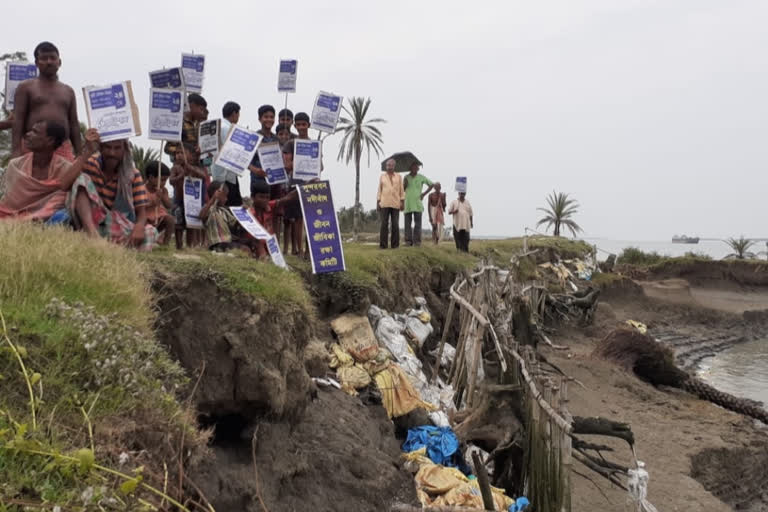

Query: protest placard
left=4, top=61, right=37, bottom=111
left=229, top=207, right=270, bottom=240
left=181, top=53, right=205, bottom=92
left=267, top=235, right=288, bottom=268
left=311, top=91, right=343, bottom=133
left=148, top=88, right=183, bottom=141
left=277, top=59, right=298, bottom=93
left=455, top=176, right=467, bottom=193
left=183, top=177, right=203, bottom=229
left=298, top=180, right=345, bottom=274
left=257, top=143, right=288, bottom=185
left=293, top=139, right=322, bottom=182
left=148, top=67, right=185, bottom=89
left=82, top=81, right=141, bottom=142
left=214, top=125, right=261, bottom=177
left=198, top=119, right=221, bottom=154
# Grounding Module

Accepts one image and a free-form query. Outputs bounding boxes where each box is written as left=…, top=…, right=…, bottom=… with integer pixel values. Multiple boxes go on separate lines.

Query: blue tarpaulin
left=402, top=426, right=460, bottom=467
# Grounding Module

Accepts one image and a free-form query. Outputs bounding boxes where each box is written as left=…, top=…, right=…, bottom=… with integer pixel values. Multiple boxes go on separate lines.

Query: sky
left=4, top=0, right=768, bottom=239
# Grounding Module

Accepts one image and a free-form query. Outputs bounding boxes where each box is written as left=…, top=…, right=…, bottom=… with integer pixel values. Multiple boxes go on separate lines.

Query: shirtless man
left=11, top=42, right=82, bottom=161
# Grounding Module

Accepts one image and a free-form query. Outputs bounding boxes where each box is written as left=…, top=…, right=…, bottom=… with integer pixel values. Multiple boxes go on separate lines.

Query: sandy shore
left=553, top=276, right=768, bottom=511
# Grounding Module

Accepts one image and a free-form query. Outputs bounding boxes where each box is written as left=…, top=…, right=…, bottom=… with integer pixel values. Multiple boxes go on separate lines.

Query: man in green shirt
left=403, top=162, right=434, bottom=246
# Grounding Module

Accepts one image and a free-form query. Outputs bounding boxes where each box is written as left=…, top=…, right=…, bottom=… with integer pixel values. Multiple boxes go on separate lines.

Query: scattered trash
left=402, top=426, right=460, bottom=467
left=625, top=319, right=648, bottom=334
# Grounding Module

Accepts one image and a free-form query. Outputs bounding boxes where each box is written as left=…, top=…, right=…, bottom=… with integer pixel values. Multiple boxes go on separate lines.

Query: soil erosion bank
left=3, top=226, right=767, bottom=511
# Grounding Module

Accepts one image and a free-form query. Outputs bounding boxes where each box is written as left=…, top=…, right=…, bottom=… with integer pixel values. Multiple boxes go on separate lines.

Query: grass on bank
left=144, top=246, right=313, bottom=312
left=0, top=223, right=203, bottom=509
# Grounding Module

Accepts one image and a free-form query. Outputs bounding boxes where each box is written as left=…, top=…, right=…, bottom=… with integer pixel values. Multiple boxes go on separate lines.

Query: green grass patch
left=0, top=223, right=202, bottom=509
left=143, top=248, right=314, bottom=312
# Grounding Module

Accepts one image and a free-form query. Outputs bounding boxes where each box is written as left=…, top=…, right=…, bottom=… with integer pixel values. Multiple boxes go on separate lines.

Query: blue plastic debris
left=402, top=426, right=460, bottom=467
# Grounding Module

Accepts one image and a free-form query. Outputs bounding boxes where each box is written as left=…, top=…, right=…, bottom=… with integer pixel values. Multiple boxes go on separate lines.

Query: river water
left=698, top=338, right=768, bottom=408
left=578, top=237, right=768, bottom=411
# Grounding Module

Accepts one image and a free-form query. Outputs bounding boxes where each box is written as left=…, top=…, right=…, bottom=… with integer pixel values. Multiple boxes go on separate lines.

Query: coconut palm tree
left=131, top=145, right=161, bottom=175
left=335, top=97, right=385, bottom=239
left=536, top=191, right=582, bottom=237
left=724, top=236, right=756, bottom=259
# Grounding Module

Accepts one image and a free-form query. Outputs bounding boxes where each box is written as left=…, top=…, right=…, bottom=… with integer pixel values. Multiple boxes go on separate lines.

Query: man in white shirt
left=211, top=101, right=242, bottom=206
left=448, top=192, right=473, bottom=252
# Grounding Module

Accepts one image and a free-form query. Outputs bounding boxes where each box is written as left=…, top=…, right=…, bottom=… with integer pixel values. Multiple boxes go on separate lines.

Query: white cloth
left=449, top=199, right=473, bottom=232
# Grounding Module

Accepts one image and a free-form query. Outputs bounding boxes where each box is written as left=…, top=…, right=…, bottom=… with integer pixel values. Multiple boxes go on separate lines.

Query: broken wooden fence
left=433, top=265, right=572, bottom=512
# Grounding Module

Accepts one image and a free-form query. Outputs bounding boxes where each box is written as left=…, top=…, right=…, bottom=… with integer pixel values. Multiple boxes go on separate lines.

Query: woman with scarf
left=427, top=182, right=446, bottom=244
left=67, top=137, right=157, bottom=251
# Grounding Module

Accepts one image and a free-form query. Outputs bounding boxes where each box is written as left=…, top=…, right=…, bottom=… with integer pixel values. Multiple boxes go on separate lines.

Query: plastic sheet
left=402, top=426, right=460, bottom=467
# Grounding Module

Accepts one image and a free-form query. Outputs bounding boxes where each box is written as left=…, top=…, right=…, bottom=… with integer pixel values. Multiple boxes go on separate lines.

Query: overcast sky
left=5, top=0, right=767, bottom=239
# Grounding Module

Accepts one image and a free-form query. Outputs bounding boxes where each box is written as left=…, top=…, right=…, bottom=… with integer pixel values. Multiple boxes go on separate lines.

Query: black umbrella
left=381, top=151, right=422, bottom=173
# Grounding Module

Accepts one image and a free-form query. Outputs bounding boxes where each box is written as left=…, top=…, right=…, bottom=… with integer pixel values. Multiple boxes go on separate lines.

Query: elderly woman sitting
left=0, top=121, right=97, bottom=223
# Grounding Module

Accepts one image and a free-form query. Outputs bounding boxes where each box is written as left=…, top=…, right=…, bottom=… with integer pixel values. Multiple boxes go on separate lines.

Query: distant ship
left=672, top=235, right=700, bottom=244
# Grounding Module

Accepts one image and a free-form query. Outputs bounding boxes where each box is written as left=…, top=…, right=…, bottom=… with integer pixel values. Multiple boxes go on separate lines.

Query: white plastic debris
left=405, top=316, right=433, bottom=348
left=375, top=316, right=410, bottom=361
left=430, top=343, right=456, bottom=369
left=627, top=461, right=659, bottom=512
left=367, top=305, right=387, bottom=329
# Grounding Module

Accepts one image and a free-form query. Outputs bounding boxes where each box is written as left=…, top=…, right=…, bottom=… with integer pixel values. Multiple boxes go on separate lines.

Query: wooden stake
left=472, top=451, right=496, bottom=511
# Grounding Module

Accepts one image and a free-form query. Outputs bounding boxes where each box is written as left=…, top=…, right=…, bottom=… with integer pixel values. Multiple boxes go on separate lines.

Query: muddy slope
left=152, top=269, right=418, bottom=511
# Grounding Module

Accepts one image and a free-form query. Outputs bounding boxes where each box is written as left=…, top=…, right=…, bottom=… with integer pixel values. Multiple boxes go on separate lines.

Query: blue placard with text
left=298, top=180, right=345, bottom=274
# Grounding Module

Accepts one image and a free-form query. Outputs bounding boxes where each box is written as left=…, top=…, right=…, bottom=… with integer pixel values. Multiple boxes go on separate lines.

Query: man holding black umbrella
left=403, top=162, right=434, bottom=246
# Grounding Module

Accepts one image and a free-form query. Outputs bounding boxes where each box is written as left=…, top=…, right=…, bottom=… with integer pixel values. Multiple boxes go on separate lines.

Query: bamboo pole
left=431, top=296, right=456, bottom=383
left=560, top=378, right=573, bottom=512
left=450, top=286, right=489, bottom=327
left=466, top=304, right=488, bottom=408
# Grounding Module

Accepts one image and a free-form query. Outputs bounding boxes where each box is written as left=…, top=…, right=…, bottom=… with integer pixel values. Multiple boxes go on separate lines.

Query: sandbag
left=373, top=363, right=436, bottom=418
left=331, top=314, right=379, bottom=363
left=375, top=316, right=410, bottom=361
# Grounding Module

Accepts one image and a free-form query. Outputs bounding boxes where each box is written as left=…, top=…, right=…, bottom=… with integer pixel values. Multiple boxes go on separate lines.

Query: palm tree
left=131, top=145, right=160, bottom=175
left=724, top=236, right=755, bottom=259
left=335, top=97, right=385, bottom=239
left=536, top=191, right=582, bottom=237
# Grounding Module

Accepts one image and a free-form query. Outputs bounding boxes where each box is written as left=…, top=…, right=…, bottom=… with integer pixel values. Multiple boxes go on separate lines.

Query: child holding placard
left=170, top=143, right=208, bottom=249
left=144, top=161, right=175, bottom=245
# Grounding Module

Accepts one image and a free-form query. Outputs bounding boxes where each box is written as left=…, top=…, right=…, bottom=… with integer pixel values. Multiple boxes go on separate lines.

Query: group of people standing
left=377, top=160, right=473, bottom=252
left=0, top=41, right=313, bottom=258
left=0, top=40, right=475, bottom=259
